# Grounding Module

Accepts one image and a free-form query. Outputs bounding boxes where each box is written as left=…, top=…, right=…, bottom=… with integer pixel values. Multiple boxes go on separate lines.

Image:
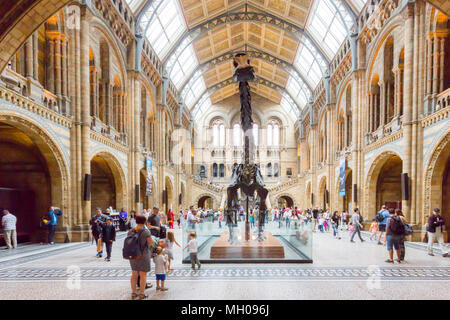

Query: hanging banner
left=146, top=156, right=152, bottom=196
left=339, top=158, right=346, bottom=197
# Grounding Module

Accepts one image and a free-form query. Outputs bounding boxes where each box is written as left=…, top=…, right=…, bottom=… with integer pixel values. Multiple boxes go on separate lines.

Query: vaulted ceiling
left=127, top=0, right=367, bottom=119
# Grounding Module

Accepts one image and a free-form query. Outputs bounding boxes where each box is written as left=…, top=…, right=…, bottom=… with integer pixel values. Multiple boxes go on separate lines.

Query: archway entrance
left=318, top=177, right=327, bottom=210
left=140, top=170, right=149, bottom=211
left=426, top=134, right=450, bottom=240
left=0, top=122, right=60, bottom=243
left=338, top=170, right=353, bottom=212
left=198, top=196, right=214, bottom=209
left=277, top=195, right=294, bottom=208
left=164, top=177, right=173, bottom=213
left=376, top=155, right=403, bottom=211
left=90, top=156, right=116, bottom=213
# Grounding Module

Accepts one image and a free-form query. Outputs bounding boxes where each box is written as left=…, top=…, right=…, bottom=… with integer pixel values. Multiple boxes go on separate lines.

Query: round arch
left=335, top=167, right=353, bottom=212
left=318, top=175, right=328, bottom=210
left=0, top=112, right=70, bottom=237
left=365, top=151, right=403, bottom=220
left=90, top=150, right=127, bottom=212
left=423, top=130, right=450, bottom=230
left=164, top=175, right=174, bottom=212
left=275, top=194, right=295, bottom=208
left=195, top=193, right=218, bottom=209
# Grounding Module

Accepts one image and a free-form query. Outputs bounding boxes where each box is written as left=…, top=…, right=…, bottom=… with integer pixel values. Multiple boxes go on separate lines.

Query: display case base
left=210, top=231, right=285, bottom=259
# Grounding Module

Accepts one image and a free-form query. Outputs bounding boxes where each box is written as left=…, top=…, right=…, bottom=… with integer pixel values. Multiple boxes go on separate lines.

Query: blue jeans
left=332, top=224, right=339, bottom=237
left=48, top=225, right=56, bottom=243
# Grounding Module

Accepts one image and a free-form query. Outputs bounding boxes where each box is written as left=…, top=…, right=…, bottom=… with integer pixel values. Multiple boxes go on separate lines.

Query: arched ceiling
left=133, top=0, right=369, bottom=117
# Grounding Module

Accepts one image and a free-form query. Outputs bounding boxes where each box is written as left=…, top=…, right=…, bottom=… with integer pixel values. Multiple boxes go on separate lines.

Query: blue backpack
left=122, top=229, right=144, bottom=260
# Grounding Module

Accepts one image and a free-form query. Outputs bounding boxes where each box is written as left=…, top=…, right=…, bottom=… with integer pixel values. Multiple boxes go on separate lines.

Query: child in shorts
left=153, top=246, right=168, bottom=291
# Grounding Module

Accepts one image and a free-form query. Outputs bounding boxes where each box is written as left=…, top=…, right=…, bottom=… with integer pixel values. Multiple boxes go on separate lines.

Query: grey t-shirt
left=148, top=213, right=161, bottom=236
left=351, top=213, right=360, bottom=227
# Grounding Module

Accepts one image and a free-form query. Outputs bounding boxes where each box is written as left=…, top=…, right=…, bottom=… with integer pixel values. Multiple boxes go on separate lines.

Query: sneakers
left=350, top=240, right=355, bottom=243
left=428, top=253, right=435, bottom=256
left=105, top=257, right=110, bottom=262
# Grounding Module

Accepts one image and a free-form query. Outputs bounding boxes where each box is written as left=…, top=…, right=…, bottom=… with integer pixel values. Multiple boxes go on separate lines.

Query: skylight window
left=286, top=73, right=311, bottom=108
left=307, top=0, right=348, bottom=58
left=145, top=0, right=186, bottom=59
left=294, top=44, right=323, bottom=88
left=170, top=45, right=199, bottom=88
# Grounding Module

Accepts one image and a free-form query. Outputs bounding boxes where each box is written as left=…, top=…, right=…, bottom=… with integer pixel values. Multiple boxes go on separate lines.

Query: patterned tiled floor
left=0, top=265, right=449, bottom=281
left=0, top=229, right=449, bottom=300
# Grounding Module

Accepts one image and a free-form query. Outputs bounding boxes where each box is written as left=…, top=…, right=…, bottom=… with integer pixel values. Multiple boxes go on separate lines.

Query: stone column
left=402, top=3, right=414, bottom=221
left=80, top=8, right=91, bottom=224
left=55, top=36, right=62, bottom=97
left=47, top=37, right=55, bottom=93
left=24, top=37, right=33, bottom=78
left=439, top=36, right=445, bottom=93
left=32, top=31, right=39, bottom=81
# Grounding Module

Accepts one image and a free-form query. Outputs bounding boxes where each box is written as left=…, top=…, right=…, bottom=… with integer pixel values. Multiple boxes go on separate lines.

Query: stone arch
left=335, top=167, right=353, bottom=212
left=195, top=193, right=218, bottom=209
left=318, top=175, right=328, bottom=210
left=274, top=193, right=296, bottom=208
left=0, top=112, right=70, bottom=227
left=367, top=24, right=401, bottom=85
left=90, top=150, right=127, bottom=211
left=164, top=175, right=174, bottom=211
left=423, top=130, right=450, bottom=228
left=0, top=0, right=73, bottom=72
left=364, top=150, right=403, bottom=220
left=305, top=181, right=312, bottom=207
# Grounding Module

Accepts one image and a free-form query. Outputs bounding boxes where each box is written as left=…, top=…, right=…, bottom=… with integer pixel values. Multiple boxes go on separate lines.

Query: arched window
left=212, top=163, right=218, bottom=177
left=273, top=123, right=280, bottom=146
left=267, top=163, right=272, bottom=177
left=212, top=124, right=219, bottom=147
left=219, top=164, right=225, bottom=177
left=267, top=124, right=273, bottom=146
left=219, top=124, right=225, bottom=147
left=274, top=163, right=279, bottom=177
left=233, top=124, right=242, bottom=146
left=252, top=123, right=259, bottom=146
left=267, top=121, right=280, bottom=147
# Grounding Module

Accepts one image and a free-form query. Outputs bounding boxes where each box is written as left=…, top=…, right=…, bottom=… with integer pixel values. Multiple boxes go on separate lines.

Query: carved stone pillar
left=402, top=3, right=414, bottom=221
left=80, top=8, right=91, bottom=225
left=24, top=37, right=33, bottom=78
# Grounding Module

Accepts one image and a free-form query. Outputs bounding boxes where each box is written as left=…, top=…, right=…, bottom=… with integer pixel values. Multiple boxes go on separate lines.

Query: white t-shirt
left=153, top=254, right=167, bottom=274
left=2, top=213, right=17, bottom=230
left=188, top=239, right=198, bottom=253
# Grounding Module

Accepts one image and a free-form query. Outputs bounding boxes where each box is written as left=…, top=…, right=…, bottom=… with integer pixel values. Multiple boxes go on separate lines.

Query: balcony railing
left=90, top=116, right=128, bottom=146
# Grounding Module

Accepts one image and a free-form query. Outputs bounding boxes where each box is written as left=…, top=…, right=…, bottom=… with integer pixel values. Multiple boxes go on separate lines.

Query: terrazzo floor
left=0, top=227, right=449, bottom=300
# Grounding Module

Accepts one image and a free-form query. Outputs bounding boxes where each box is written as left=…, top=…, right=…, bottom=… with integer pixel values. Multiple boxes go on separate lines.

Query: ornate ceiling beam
left=190, top=76, right=302, bottom=118
left=161, top=9, right=331, bottom=76
left=179, top=45, right=314, bottom=100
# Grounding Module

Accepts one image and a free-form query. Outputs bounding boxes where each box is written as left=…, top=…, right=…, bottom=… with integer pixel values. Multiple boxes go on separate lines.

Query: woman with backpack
left=127, top=215, right=154, bottom=300
left=395, top=209, right=407, bottom=261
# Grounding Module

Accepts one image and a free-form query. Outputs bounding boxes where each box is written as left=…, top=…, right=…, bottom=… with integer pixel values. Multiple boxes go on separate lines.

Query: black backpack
left=122, top=229, right=144, bottom=260
left=376, top=211, right=384, bottom=223
left=390, top=216, right=405, bottom=235
left=159, top=225, right=167, bottom=239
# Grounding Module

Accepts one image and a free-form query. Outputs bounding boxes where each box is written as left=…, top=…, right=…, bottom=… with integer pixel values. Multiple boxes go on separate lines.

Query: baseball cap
left=433, top=208, right=440, bottom=213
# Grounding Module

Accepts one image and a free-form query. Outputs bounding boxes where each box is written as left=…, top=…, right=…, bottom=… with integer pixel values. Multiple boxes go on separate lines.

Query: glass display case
left=182, top=215, right=312, bottom=263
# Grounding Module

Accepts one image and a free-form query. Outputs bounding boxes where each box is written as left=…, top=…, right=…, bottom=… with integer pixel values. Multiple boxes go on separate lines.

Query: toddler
left=153, top=246, right=168, bottom=291
left=184, top=231, right=201, bottom=270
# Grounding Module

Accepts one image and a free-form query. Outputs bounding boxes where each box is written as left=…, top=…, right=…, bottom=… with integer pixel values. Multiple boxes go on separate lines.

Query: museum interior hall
left=0, top=0, right=449, bottom=300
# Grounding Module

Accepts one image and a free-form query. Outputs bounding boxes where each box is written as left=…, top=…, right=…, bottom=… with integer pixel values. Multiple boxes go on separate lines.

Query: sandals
left=138, top=294, right=148, bottom=300
left=131, top=293, right=138, bottom=300
left=160, top=287, right=168, bottom=291
left=385, top=259, right=394, bottom=263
